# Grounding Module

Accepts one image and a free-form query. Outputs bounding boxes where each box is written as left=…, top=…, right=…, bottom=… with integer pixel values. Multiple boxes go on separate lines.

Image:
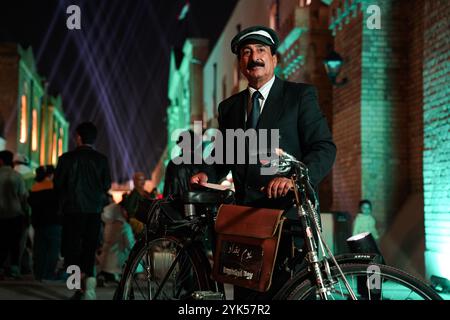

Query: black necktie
left=247, top=91, right=262, bottom=129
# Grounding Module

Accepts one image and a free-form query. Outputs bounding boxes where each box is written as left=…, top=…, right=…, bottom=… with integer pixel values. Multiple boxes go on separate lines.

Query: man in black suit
left=54, top=122, right=111, bottom=299
left=192, top=26, right=336, bottom=212
left=191, top=26, right=336, bottom=299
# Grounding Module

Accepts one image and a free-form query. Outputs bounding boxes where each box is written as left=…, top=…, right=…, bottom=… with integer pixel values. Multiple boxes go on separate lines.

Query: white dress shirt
left=246, top=75, right=276, bottom=121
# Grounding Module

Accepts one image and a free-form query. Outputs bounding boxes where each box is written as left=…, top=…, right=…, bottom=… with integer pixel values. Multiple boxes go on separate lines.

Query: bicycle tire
left=282, top=263, right=442, bottom=300
left=114, top=234, right=214, bottom=300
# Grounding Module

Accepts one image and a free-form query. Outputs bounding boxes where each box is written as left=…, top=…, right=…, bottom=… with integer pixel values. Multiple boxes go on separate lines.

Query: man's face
left=239, top=43, right=277, bottom=86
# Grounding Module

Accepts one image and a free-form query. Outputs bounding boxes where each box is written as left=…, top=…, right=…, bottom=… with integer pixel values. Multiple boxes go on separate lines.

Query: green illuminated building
left=0, top=44, right=69, bottom=172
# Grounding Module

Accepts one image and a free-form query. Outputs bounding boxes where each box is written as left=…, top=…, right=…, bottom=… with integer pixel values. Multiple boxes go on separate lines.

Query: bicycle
left=114, top=150, right=442, bottom=301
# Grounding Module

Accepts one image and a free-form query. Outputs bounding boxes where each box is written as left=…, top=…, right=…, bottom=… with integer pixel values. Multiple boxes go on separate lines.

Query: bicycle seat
left=182, top=189, right=234, bottom=205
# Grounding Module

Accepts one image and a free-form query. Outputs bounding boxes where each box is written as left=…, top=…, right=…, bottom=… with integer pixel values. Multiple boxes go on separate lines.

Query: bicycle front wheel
left=114, top=235, right=213, bottom=300
left=284, top=263, right=442, bottom=300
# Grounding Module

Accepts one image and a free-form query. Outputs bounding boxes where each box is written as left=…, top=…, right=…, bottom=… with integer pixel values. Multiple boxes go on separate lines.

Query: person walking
left=54, top=122, right=112, bottom=299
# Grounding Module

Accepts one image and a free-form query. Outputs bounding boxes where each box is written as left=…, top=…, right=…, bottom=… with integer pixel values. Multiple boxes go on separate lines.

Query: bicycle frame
left=142, top=161, right=359, bottom=301
left=286, top=154, right=358, bottom=300
left=141, top=201, right=222, bottom=300
left=117, top=151, right=441, bottom=301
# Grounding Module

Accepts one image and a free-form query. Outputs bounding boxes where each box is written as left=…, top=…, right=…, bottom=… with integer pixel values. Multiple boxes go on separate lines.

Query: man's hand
left=190, top=172, right=208, bottom=186
left=263, top=177, right=293, bottom=199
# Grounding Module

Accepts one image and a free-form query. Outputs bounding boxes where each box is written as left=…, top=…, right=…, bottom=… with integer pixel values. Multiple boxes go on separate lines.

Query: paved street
left=0, top=275, right=447, bottom=300
left=0, top=276, right=117, bottom=300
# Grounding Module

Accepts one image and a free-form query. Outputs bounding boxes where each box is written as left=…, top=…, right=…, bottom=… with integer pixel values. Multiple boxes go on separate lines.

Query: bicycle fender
left=332, top=253, right=383, bottom=265
left=273, top=253, right=382, bottom=299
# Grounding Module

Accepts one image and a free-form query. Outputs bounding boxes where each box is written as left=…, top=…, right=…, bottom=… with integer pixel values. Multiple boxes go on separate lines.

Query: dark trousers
left=62, top=212, right=101, bottom=277
left=19, top=225, right=32, bottom=274
left=0, top=216, right=25, bottom=269
left=33, top=225, right=62, bottom=280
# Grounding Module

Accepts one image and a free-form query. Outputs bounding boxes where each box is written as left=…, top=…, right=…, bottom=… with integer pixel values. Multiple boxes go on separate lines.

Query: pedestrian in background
left=54, top=122, right=112, bottom=299
left=97, top=200, right=135, bottom=285
left=0, top=150, right=30, bottom=279
left=352, top=199, right=380, bottom=242
left=28, top=165, right=61, bottom=281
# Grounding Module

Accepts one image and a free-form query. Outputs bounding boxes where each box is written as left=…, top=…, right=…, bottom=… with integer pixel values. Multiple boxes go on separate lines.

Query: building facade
left=40, top=95, right=69, bottom=166
left=160, top=39, right=210, bottom=191
left=328, top=0, right=449, bottom=281
left=167, top=38, right=209, bottom=161
left=0, top=44, right=69, bottom=171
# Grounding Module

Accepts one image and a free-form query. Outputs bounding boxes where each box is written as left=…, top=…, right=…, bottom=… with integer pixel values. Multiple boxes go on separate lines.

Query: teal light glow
left=282, top=55, right=304, bottom=78
left=325, top=60, right=342, bottom=69
left=277, top=27, right=305, bottom=55
left=329, top=0, right=361, bottom=34
left=360, top=1, right=396, bottom=229
left=177, top=2, right=190, bottom=21
left=425, top=251, right=450, bottom=280
left=422, top=4, right=450, bottom=281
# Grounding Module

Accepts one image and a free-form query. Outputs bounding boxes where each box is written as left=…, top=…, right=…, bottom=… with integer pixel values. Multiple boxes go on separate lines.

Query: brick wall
left=309, top=1, right=334, bottom=212
left=328, top=0, right=449, bottom=279
left=423, top=0, right=450, bottom=281
left=278, top=1, right=335, bottom=211
left=360, top=0, right=409, bottom=231
left=330, top=0, right=413, bottom=225
left=330, top=2, right=363, bottom=216
left=386, top=0, right=426, bottom=278
left=407, top=0, right=424, bottom=194
left=389, top=0, right=425, bottom=278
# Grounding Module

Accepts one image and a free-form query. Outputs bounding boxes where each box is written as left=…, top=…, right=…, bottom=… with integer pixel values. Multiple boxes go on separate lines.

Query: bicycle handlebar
left=261, top=148, right=308, bottom=176
left=261, top=149, right=316, bottom=197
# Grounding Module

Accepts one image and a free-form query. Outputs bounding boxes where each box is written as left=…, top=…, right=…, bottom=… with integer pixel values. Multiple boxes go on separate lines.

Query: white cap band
left=239, top=30, right=274, bottom=44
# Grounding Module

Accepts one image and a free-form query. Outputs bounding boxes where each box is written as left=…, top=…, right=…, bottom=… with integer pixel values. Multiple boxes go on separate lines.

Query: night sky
left=0, top=0, right=237, bottom=182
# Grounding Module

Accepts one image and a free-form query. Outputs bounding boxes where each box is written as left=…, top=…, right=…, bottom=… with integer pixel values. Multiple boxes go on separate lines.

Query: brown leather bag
left=212, top=204, right=285, bottom=292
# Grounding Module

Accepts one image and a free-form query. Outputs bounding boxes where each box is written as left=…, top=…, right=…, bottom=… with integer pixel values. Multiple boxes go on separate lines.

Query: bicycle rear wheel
left=114, top=235, right=213, bottom=300
left=284, top=263, right=442, bottom=300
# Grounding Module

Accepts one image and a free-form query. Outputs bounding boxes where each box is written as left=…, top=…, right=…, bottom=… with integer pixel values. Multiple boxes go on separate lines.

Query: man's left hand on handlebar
left=262, top=177, right=293, bottom=199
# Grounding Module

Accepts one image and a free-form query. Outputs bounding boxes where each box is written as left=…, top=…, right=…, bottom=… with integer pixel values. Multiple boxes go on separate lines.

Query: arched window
left=20, top=95, right=27, bottom=143
left=58, top=127, right=64, bottom=156
left=52, top=131, right=57, bottom=165
left=32, top=109, right=38, bottom=151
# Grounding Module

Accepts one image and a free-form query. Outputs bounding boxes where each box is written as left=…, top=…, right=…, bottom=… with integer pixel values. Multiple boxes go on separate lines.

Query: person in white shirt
left=97, top=200, right=136, bottom=284
left=352, top=199, right=380, bottom=241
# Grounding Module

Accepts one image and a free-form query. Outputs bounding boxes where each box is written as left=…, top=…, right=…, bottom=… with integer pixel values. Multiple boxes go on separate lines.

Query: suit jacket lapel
left=226, top=91, right=247, bottom=180
left=233, top=90, right=247, bottom=130
left=257, top=77, right=285, bottom=129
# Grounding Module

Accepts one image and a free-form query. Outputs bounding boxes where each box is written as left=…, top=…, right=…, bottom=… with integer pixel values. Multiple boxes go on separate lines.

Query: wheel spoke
left=132, top=272, right=148, bottom=300
left=117, top=237, right=206, bottom=300
left=286, top=263, right=441, bottom=300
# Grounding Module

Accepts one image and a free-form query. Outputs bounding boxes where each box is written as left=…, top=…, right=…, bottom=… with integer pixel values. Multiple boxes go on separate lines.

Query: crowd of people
left=0, top=122, right=158, bottom=300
